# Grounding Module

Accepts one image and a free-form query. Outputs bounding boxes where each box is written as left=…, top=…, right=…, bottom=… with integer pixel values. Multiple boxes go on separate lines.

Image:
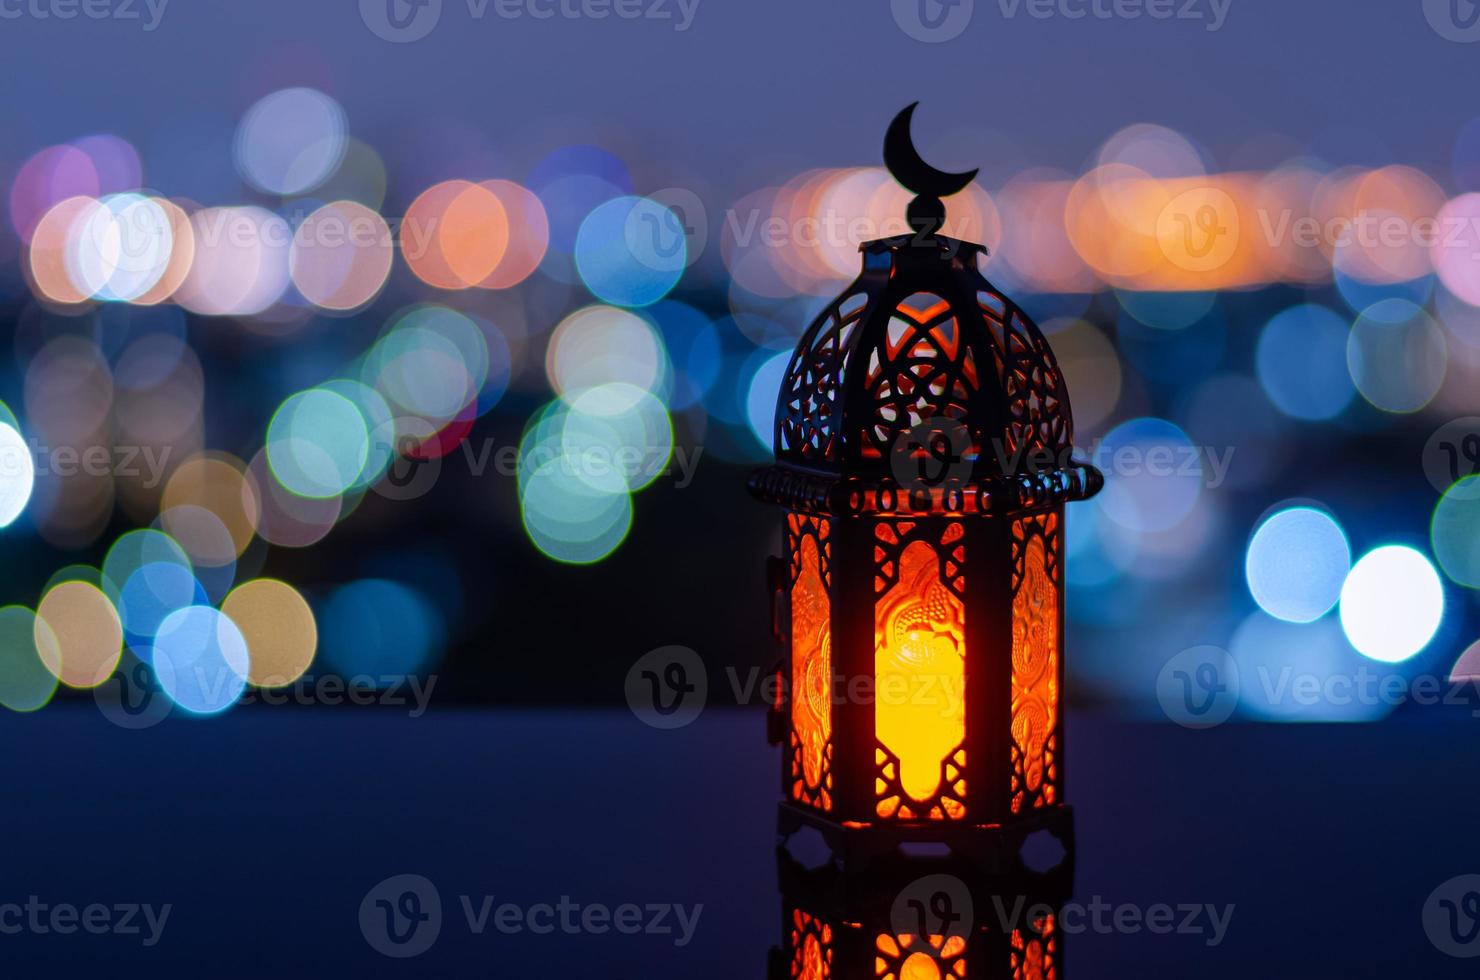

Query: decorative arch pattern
left=977, top=292, right=1072, bottom=460
left=787, top=513, right=832, bottom=811
left=873, top=521, right=967, bottom=821
left=1010, top=512, right=1062, bottom=815
left=856, top=292, right=980, bottom=462
left=777, top=291, right=868, bottom=462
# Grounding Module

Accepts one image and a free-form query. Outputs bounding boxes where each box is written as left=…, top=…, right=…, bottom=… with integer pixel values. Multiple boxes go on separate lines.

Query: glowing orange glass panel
left=1011, top=915, right=1056, bottom=980
left=792, top=534, right=831, bottom=806
left=1011, top=533, right=1058, bottom=813
left=875, top=934, right=967, bottom=980
left=790, top=910, right=832, bottom=980
left=875, top=539, right=965, bottom=816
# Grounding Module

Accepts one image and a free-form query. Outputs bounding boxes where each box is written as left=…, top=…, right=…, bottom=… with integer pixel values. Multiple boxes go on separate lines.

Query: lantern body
left=751, top=235, right=1100, bottom=868
left=770, top=841, right=1069, bottom=980
left=774, top=903, right=1059, bottom=980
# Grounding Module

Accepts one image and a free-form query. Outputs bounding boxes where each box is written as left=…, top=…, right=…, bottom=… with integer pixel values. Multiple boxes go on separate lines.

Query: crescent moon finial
left=883, top=102, right=979, bottom=199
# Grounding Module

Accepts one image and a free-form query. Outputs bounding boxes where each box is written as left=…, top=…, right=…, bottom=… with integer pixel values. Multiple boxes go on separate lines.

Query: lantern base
left=776, top=801, right=1074, bottom=896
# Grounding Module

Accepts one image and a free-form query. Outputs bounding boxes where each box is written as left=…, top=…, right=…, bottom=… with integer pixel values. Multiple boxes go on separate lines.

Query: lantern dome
left=749, top=232, right=1102, bottom=518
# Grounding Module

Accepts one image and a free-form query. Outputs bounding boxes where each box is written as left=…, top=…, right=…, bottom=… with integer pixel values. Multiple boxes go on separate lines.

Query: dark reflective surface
left=0, top=706, right=1476, bottom=976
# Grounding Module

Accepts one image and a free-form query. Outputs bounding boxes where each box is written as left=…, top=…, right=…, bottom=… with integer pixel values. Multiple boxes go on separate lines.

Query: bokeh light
left=1245, top=507, right=1350, bottom=623
left=478, top=179, right=549, bottom=289
left=0, top=607, right=59, bottom=712
left=35, top=579, right=123, bottom=688
left=1096, top=418, right=1202, bottom=533
left=161, top=453, right=260, bottom=558
left=575, top=196, right=685, bottom=307
left=289, top=201, right=393, bottom=310
left=320, top=579, right=443, bottom=680
left=1257, top=304, right=1356, bottom=421
left=174, top=206, right=292, bottom=316
left=402, top=180, right=509, bottom=290
left=152, top=606, right=249, bottom=714
left=1346, top=299, right=1447, bottom=413
left=1230, top=613, right=1387, bottom=723
left=1339, top=545, right=1444, bottom=663
left=1431, top=477, right=1480, bottom=588
left=118, top=561, right=204, bottom=647
left=10, top=144, right=100, bottom=243
left=0, top=421, right=36, bottom=528
left=546, top=305, right=667, bottom=407
left=744, top=350, right=791, bottom=450
left=267, top=388, right=371, bottom=499
left=222, top=579, right=317, bottom=688
left=234, top=88, right=348, bottom=196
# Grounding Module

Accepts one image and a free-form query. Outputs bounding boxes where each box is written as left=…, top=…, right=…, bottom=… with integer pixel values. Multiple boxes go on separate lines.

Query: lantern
left=750, top=104, right=1102, bottom=874
left=771, top=872, right=1065, bottom=980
